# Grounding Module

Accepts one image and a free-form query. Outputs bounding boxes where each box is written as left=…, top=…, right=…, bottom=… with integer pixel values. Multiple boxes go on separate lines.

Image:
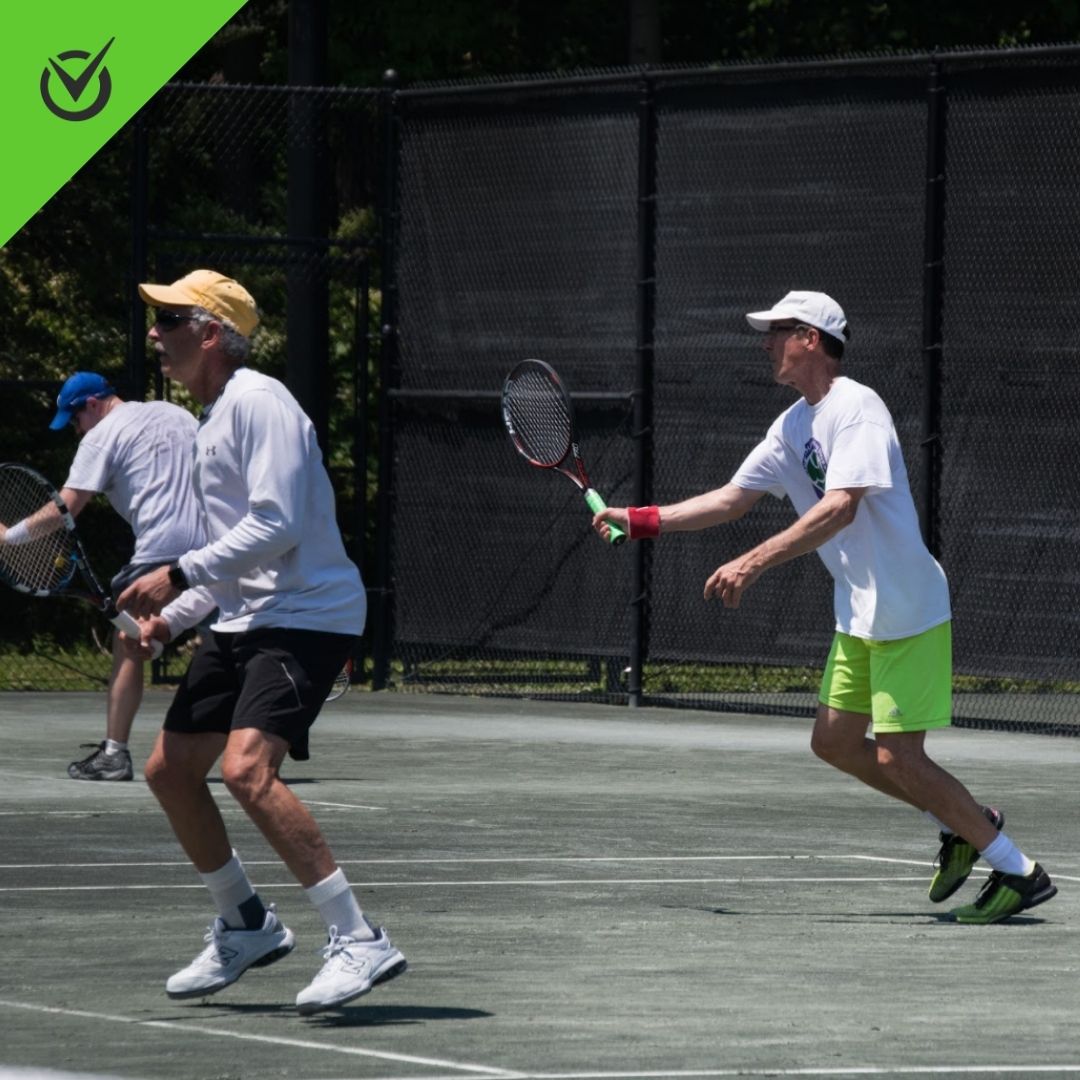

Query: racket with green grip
left=501, top=360, right=626, bottom=546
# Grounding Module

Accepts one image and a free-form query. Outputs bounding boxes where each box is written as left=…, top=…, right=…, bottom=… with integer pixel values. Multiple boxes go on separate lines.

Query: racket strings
left=0, top=470, right=77, bottom=593
left=505, top=369, right=573, bottom=466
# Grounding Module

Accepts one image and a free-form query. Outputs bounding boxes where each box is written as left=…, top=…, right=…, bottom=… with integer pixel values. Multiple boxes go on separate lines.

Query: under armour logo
left=205, top=445, right=217, bottom=456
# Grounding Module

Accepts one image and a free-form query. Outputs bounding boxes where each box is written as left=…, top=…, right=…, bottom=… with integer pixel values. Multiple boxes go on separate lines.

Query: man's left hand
left=704, top=554, right=763, bottom=608
left=117, top=566, right=178, bottom=619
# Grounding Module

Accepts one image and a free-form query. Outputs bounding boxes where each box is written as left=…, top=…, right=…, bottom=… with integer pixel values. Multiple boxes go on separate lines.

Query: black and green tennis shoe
left=948, top=863, right=1057, bottom=925
left=928, top=806, right=1004, bottom=903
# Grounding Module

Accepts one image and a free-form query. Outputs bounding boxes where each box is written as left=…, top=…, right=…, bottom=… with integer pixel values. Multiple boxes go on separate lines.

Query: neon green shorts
left=819, top=621, right=952, bottom=734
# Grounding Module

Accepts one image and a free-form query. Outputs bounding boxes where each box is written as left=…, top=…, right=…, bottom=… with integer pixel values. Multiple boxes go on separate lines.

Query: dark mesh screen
left=386, top=56, right=1080, bottom=731
left=649, top=69, right=926, bottom=706
left=938, top=57, right=1080, bottom=726
left=389, top=84, right=640, bottom=687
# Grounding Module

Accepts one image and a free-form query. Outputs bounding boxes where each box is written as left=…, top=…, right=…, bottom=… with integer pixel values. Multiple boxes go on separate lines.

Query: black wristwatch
left=168, top=562, right=190, bottom=591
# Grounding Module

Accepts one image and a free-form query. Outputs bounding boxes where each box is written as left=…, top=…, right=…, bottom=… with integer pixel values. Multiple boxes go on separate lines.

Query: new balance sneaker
left=949, top=862, right=1057, bottom=925
left=166, top=905, right=296, bottom=1000
left=928, top=806, right=1004, bottom=903
left=295, top=925, right=407, bottom=1015
left=67, top=742, right=133, bottom=782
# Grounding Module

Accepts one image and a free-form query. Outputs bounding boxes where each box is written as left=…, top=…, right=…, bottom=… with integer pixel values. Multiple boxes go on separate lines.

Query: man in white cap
left=0, top=370, right=202, bottom=782
left=116, top=269, right=406, bottom=1013
left=594, top=290, right=1055, bottom=926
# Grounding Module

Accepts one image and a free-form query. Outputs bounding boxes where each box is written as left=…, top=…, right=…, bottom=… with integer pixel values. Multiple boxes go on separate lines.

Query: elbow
left=834, top=491, right=860, bottom=528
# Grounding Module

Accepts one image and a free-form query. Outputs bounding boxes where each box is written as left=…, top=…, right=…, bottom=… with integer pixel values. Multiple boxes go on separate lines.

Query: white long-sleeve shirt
left=162, top=367, right=365, bottom=638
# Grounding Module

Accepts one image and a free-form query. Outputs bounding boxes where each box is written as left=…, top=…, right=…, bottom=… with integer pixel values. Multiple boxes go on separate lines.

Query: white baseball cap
left=746, top=290, right=849, bottom=344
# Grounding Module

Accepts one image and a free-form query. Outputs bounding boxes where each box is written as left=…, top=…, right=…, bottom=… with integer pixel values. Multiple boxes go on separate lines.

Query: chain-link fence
left=378, top=49, right=1080, bottom=733
left=2, top=48, right=1079, bottom=733
left=0, top=83, right=381, bottom=689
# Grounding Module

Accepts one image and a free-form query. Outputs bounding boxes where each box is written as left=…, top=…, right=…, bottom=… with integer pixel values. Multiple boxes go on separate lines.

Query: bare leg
left=106, top=637, right=144, bottom=744
left=875, top=730, right=997, bottom=850
left=219, top=727, right=337, bottom=888
left=810, top=705, right=923, bottom=808
left=144, top=729, right=232, bottom=872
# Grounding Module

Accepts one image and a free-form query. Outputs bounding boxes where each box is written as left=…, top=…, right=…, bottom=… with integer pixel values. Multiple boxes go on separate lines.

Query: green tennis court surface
left=2, top=691, right=1078, bottom=1079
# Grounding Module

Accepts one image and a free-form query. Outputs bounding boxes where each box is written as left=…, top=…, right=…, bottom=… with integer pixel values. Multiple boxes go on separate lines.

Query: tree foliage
left=178, top=0, right=1080, bottom=88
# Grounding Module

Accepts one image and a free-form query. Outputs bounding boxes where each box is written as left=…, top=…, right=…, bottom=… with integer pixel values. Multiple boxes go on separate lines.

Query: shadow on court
left=169, top=1000, right=491, bottom=1027
left=681, top=904, right=1052, bottom=926
left=2, top=690, right=1079, bottom=1079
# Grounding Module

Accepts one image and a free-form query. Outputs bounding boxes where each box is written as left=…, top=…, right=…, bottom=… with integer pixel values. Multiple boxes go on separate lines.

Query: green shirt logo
left=802, top=438, right=827, bottom=499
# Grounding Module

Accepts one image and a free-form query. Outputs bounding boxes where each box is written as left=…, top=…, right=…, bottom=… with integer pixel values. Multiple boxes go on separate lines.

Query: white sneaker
left=166, top=904, right=296, bottom=1000
left=295, top=925, right=407, bottom=1015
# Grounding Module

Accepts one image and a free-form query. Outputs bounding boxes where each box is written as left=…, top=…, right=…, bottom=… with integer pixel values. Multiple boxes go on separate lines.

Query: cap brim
left=138, top=282, right=191, bottom=308
left=745, top=307, right=790, bottom=331
left=49, top=410, right=72, bottom=430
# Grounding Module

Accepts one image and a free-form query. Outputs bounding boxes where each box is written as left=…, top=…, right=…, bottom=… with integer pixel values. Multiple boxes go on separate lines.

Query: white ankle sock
left=980, top=832, right=1035, bottom=877
left=104, top=739, right=127, bottom=755
left=305, top=868, right=373, bottom=940
left=200, top=850, right=266, bottom=930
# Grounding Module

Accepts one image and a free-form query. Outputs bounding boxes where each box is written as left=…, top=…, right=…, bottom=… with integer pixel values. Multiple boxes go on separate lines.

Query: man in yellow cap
left=118, top=269, right=406, bottom=1013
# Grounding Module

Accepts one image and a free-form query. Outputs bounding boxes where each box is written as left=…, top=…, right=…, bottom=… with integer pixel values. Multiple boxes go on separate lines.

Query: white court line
left=6, top=1003, right=1078, bottom=1080
left=0, top=1000, right=519, bottom=1077
left=0, top=855, right=823, bottom=870
left=0, top=876, right=936, bottom=893
left=3, top=852, right=1076, bottom=887
left=304, top=800, right=387, bottom=810
left=459, top=1068, right=1080, bottom=1078
left=3, top=852, right=1077, bottom=873
left=0, top=810, right=144, bottom=817
left=0, top=800, right=385, bottom=817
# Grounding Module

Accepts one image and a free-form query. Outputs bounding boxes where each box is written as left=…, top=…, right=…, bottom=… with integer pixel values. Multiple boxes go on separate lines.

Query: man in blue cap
left=44, top=371, right=203, bottom=779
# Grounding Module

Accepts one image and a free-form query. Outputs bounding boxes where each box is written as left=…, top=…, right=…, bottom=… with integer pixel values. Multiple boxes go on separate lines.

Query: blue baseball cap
left=49, top=372, right=116, bottom=430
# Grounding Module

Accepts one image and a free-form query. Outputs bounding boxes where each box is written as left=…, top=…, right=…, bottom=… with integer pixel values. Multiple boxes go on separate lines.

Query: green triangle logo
left=1, top=1, right=249, bottom=247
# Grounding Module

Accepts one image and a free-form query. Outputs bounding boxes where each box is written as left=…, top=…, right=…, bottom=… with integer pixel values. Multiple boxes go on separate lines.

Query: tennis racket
left=501, top=359, right=626, bottom=545
left=326, top=658, right=353, bottom=702
left=0, top=463, right=162, bottom=657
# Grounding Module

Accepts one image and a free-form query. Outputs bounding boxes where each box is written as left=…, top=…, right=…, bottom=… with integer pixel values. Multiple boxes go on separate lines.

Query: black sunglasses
left=153, top=309, right=194, bottom=330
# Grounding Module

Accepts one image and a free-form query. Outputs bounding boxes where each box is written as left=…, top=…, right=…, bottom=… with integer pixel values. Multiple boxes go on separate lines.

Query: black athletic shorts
left=163, top=627, right=356, bottom=761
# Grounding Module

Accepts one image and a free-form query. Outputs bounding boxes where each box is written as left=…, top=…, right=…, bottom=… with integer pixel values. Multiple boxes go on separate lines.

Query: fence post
left=352, top=256, right=371, bottom=683
left=371, top=70, right=401, bottom=691
left=629, top=72, right=657, bottom=708
left=128, top=109, right=149, bottom=400
left=921, top=54, right=947, bottom=557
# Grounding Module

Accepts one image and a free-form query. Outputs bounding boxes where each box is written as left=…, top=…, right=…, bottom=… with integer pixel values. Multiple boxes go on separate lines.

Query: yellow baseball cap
left=138, top=269, right=259, bottom=338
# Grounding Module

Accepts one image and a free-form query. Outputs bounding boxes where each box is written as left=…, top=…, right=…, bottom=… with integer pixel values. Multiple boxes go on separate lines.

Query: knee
left=144, top=750, right=184, bottom=802
left=875, top=741, right=916, bottom=781
left=221, top=757, right=272, bottom=808
left=810, top=725, right=847, bottom=767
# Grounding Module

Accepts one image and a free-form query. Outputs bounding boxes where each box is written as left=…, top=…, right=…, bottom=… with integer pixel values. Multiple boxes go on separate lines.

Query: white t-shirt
left=731, top=376, right=950, bottom=641
left=167, top=367, right=365, bottom=637
left=64, top=400, right=204, bottom=564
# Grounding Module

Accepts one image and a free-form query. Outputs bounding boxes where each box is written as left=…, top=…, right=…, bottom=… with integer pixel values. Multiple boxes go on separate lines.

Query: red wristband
left=627, top=505, right=660, bottom=540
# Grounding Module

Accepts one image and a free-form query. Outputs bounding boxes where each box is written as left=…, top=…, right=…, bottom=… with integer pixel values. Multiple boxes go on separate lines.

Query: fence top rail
left=160, top=81, right=382, bottom=99
left=394, top=41, right=1080, bottom=100
left=152, top=42, right=1080, bottom=105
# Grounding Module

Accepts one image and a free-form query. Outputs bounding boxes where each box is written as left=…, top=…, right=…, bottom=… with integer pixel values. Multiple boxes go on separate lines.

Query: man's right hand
left=592, top=507, right=630, bottom=544
left=116, top=615, right=171, bottom=659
